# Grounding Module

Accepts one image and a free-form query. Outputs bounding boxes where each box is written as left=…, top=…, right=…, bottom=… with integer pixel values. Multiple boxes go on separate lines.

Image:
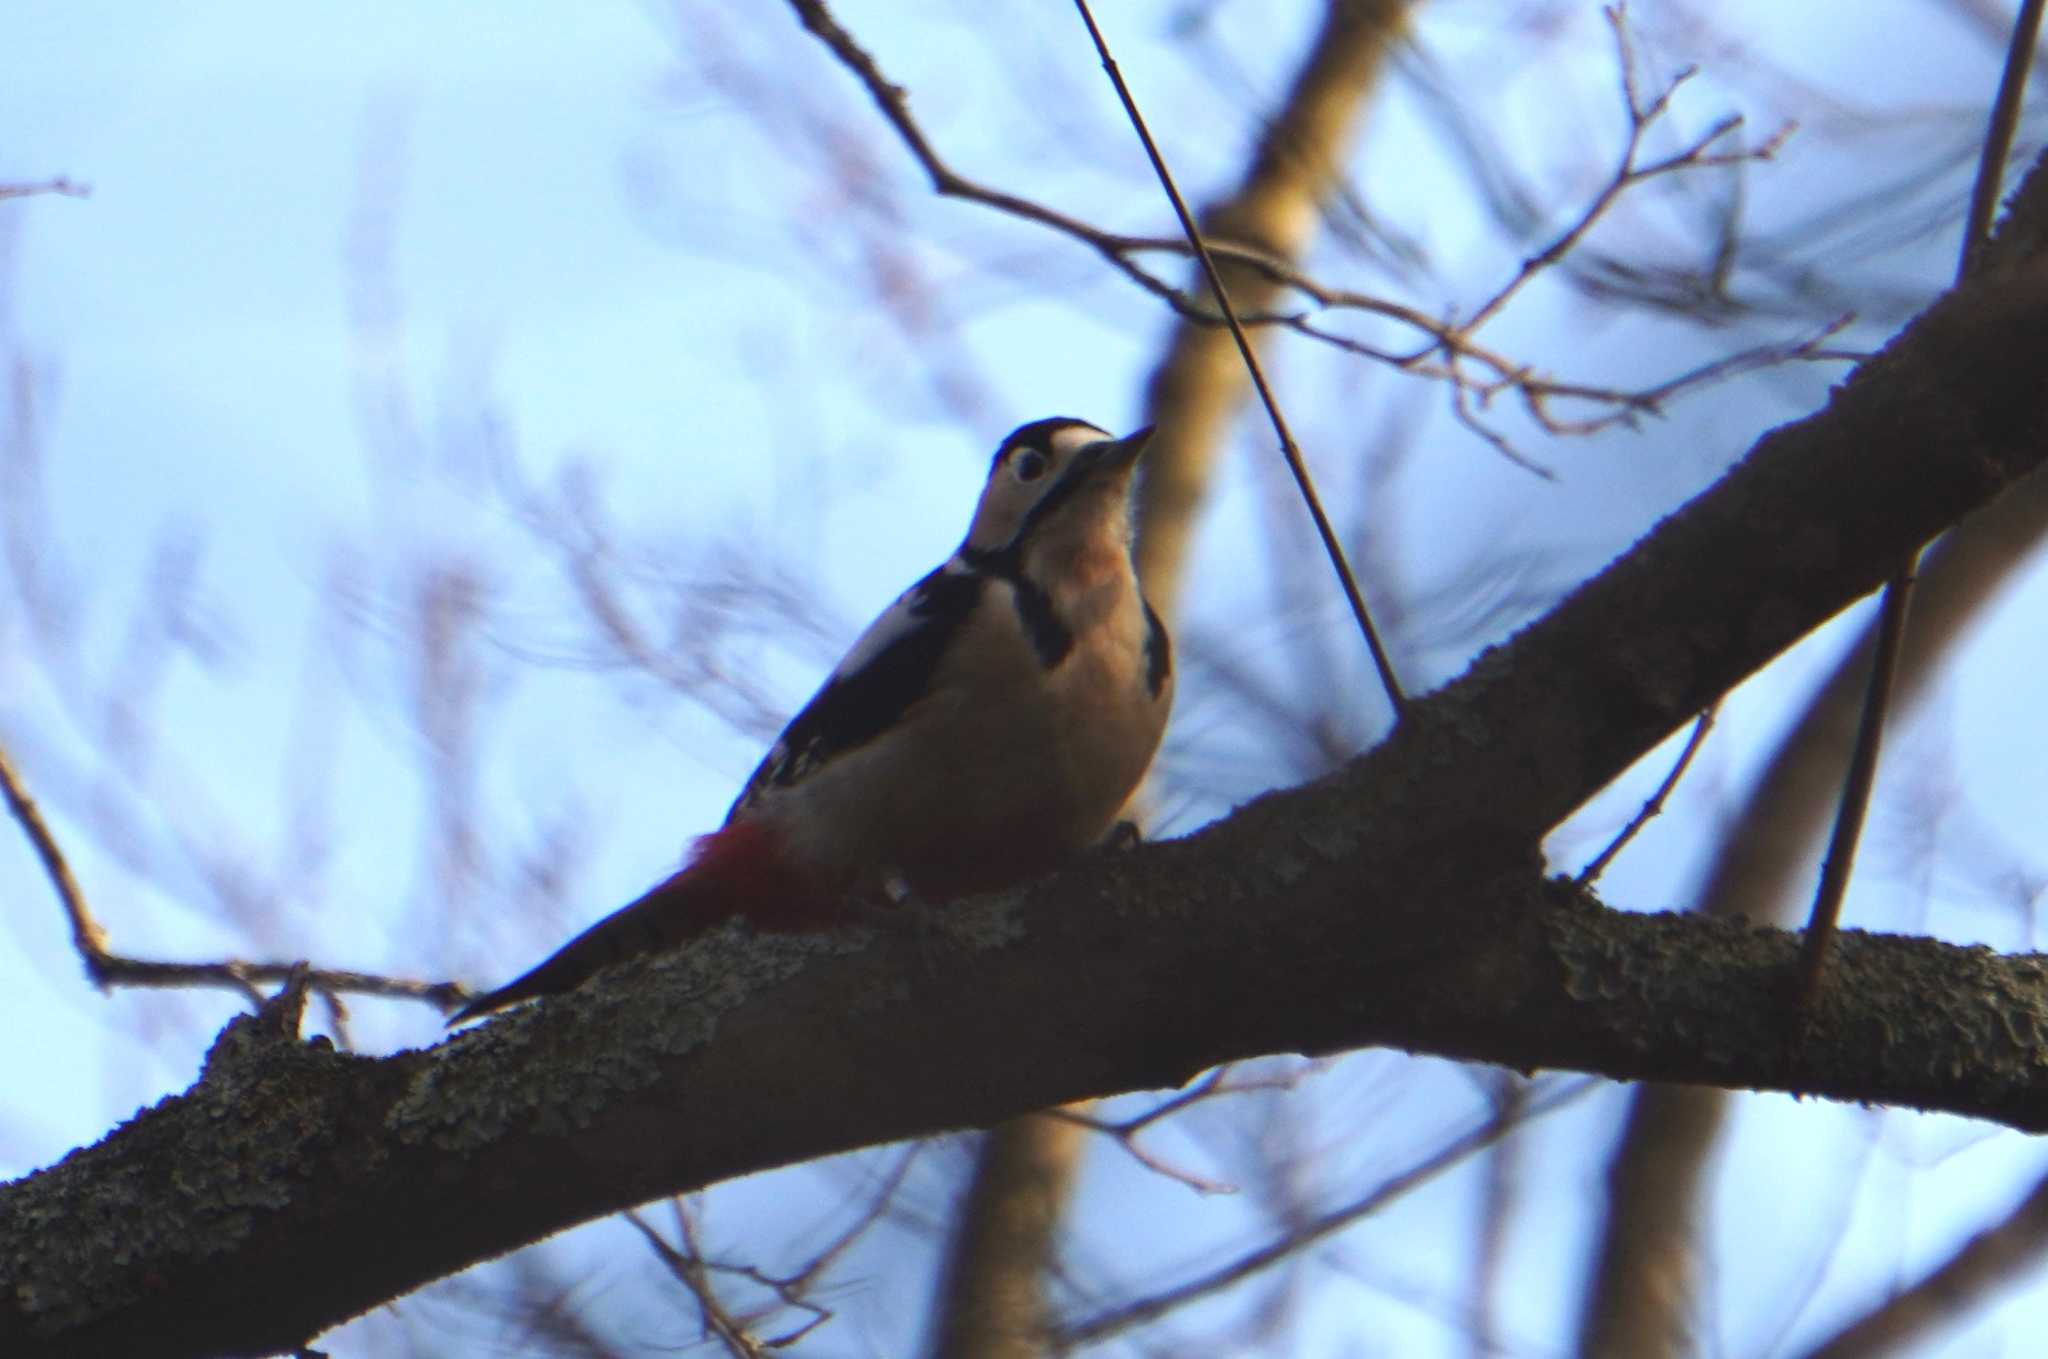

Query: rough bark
left=5, top=235, right=2048, bottom=1357
left=1577, top=468, right=2048, bottom=1359
left=1577, top=152, right=2048, bottom=1359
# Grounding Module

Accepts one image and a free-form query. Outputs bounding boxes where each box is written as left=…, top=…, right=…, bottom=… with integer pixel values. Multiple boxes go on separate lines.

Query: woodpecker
left=450, top=418, right=1172, bottom=1022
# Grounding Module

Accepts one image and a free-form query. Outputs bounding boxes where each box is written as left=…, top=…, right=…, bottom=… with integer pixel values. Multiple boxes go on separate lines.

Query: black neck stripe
left=1142, top=596, right=1171, bottom=697
left=957, top=550, right=1074, bottom=668
left=1011, top=456, right=1099, bottom=553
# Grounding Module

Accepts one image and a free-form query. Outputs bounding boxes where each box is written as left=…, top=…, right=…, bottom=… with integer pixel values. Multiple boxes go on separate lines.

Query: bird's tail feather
left=448, top=820, right=823, bottom=1024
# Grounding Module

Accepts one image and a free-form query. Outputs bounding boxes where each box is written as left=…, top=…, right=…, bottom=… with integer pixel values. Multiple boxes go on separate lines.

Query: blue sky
left=7, top=3, right=2048, bottom=1355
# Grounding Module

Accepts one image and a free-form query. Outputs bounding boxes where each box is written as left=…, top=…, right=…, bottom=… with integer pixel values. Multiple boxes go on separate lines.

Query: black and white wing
left=727, top=560, right=985, bottom=820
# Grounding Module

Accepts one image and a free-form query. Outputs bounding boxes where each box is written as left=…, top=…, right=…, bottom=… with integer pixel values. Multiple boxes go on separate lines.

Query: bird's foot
left=1102, top=819, right=1145, bottom=852
left=847, top=875, right=966, bottom=974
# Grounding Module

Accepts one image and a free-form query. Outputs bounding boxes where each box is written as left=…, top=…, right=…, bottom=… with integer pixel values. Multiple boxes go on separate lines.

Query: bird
left=449, top=418, right=1173, bottom=1023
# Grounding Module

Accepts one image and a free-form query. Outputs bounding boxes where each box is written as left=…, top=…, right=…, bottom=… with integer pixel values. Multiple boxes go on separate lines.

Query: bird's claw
left=1103, top=819, right=1145, bottom=852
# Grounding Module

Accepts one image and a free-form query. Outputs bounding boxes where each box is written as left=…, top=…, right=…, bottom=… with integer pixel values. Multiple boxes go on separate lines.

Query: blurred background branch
left=6, top=3, right=2048, bottom=1356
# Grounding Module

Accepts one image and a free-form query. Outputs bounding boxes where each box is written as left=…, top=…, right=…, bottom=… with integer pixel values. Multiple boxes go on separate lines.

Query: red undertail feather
left=447, top=821, right=833, bottom=1023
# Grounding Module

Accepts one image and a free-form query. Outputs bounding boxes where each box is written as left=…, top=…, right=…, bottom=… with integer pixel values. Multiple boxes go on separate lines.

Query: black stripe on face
left=975, top=426, right=1132, bottom=563
left=959, top=425, right=1143, bottom=673
left=1010, top=446, right=1108, bottom=552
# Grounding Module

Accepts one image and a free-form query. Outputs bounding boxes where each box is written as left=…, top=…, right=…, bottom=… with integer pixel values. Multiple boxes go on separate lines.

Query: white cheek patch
left=965, top=420, right=1114, bottom=553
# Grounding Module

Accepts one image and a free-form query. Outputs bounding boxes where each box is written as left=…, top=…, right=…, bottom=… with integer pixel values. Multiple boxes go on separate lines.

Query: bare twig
left=759, top=1144, right=921, bottom=1309
left=1794, top=0, right=2045, bottom=1015
left=626, top=1146, right=921, bottom=1352
left=1044, top=1064, right=1320, bottom=1195
left=625, top=1209, right=773, bottom=1359
left=1069, top=0, right=1408, bottom=717
left=1053, top=1077, right=1596, bottom=1348
left=1456, top=6, right=1793, bottom=343
left=1576, top=703, right=1719, bottom=887
left=106, top=957, right=467, bottom=1010
left=0, top=735, right=466, bottom=1010
left=781, top=0, right=1819, bottom=462
left=782, top=0, right=1212, bottom=305
left=1793, top=576, right=1914, bottom=1013
left=3, top=340, right=465, bottom=1014
left=0, top=177, right=90, bottom=202
left=0, top=736, right=107, bottom=968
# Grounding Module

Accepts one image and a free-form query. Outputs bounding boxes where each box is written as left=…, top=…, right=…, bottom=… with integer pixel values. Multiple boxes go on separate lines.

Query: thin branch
left=91, top=957, right=468, bottom=1010
left=1576, top=703, right=1719, bottom=888
left=1794, top=576, right=1914, bottom=1012
left=1462, top=10, right=1738, bottom=333
left=782, top=0, right=1211, bottom=306
left=0, top=177, right=90, bottom=202
left=1069, top=0, right=1408, bottom=718
left=1053, top=1077, right=1596, bottom=1348
left=1794, top=0, right=2045, bottom=1014
left=626, top=1208, right=774, bottom=1359
left=0, top=736, right=108, bottom=971
left=763, top=1144, right=921, bottom=1306
left=626, top=1146, right=921, bottom=1352
left=781, top=0, right=1816, bottom=466
left=0, top=735, right=467, bottom=1010
left=1044, top=1064, right=1320, bottom=1195
left=1959, top=0, right=2048, bottom=280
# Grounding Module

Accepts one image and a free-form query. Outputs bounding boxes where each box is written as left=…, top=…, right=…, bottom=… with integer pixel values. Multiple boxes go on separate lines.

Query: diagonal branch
left=1793, top=0, right=2048, bottom=1015
left=1071, top=0, right=1406, bottom=714
left=0, top=737, right=466, bottom=1011
left=781, top=0, right=1814, bottom=454
left=5, top=193, right=2048, bottom=1355
left=1581, top=125, right=2048, bottom=1359
left=1796, top=1170, right=2048, bottom=1358
left=0, top=177, right=89, bottom=202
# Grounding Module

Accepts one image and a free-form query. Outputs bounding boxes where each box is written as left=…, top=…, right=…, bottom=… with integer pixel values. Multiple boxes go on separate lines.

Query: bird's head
left=961, top=418, right=1155, bottom=564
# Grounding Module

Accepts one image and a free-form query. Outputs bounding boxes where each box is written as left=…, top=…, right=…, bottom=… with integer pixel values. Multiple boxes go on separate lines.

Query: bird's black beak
left=1095, top=425, right=1154, bottom=472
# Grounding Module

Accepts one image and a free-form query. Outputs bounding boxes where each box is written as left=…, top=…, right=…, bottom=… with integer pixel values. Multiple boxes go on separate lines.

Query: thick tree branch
left=4, top=224, right=2048, bottom=1355
left=1580, top=21, right=2048, bottom=1348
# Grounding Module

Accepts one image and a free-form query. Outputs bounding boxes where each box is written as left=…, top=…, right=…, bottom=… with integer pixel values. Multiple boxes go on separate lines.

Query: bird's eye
left=1013, top=449, right=1049, bottom=482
